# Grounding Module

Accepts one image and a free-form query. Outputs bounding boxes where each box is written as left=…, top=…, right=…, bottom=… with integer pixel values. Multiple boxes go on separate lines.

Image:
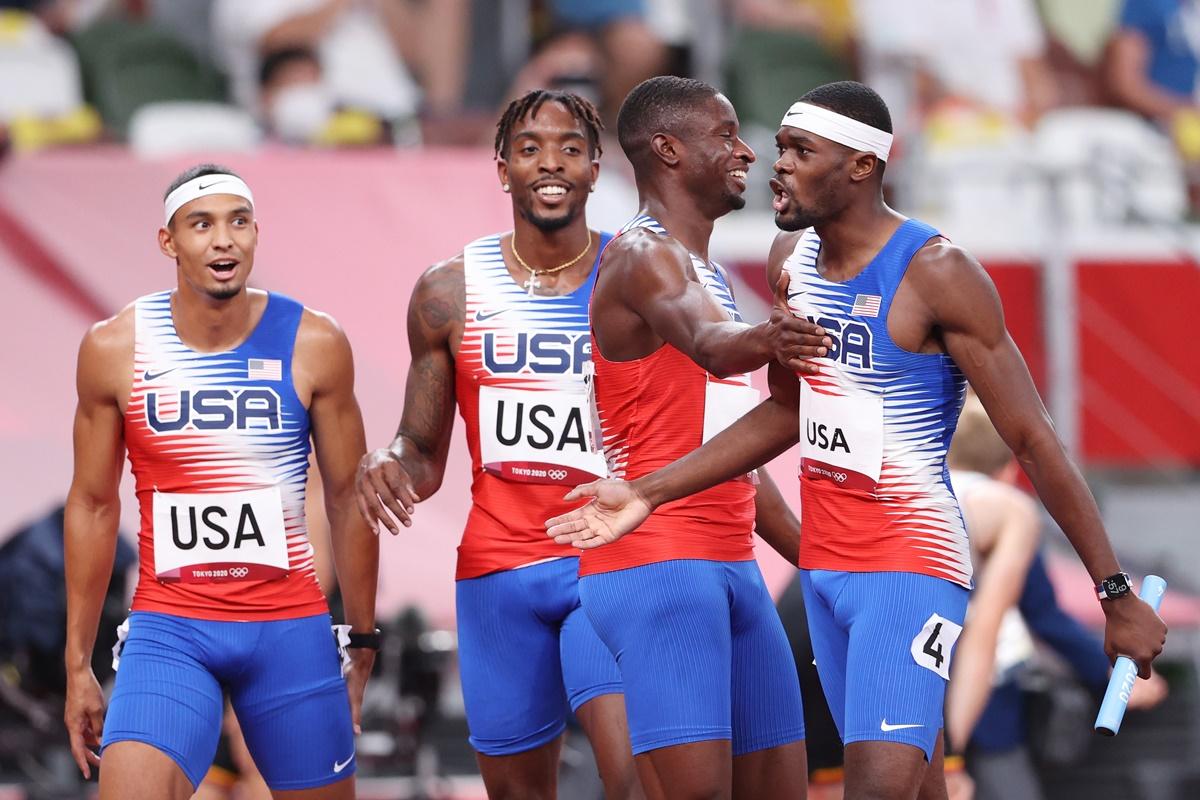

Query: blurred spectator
left=723, top=0, right=856, bottom=135
left=210, top=0, right=409, bottom=115
left=1037, top=0, right=1122, bottom=106
left=854, top=0, right=1056, bottom=138
left=0, top=7, right=102, bottom=150
left=514, top=0, right=666, bottom=126
left=258, top=45, right=384, bottom=145
left=1104, top=0, right=1200, bottom=197
left=1105, top=0, right=1200, bottom=122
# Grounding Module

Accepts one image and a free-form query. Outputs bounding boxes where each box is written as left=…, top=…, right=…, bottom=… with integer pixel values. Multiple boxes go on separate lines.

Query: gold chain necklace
left=511, top=231, right=592, bottom=295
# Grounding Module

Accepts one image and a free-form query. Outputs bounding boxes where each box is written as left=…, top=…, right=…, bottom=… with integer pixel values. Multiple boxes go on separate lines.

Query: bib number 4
left=910, top=613, right=963, bottom=680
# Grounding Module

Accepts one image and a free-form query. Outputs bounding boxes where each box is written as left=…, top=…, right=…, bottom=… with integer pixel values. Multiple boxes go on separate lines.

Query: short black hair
left=797, top=81, right=892, bottom=135
left=617, top=76, right=719, bottom=165
left=494, top=89, right=605, bottom=160
left=164, top=163, right=243, bottom=201
left=259, top=46, right=319, bottom=89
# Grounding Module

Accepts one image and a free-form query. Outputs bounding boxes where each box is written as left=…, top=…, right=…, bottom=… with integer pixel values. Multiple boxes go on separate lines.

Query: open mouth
left=729, top=169, right=748, bottom=191
left=769, top=178, right=791, bottom=213
left=532, top=183, right=571, bottom=204
left=207, top=259, right=238, bottom=279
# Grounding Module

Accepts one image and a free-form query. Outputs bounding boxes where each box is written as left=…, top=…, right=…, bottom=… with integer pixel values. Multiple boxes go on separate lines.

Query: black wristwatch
left=347, top=628, right=383, bottom=650
left=1096, top=572, right=1133, bottom=601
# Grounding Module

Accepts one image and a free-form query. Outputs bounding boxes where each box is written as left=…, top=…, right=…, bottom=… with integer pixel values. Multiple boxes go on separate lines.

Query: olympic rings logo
left=831, top=472, right=848, bottom=483
left=547, top=469, right=568, bottom=481
left=230, top=567, right=250, bottom=579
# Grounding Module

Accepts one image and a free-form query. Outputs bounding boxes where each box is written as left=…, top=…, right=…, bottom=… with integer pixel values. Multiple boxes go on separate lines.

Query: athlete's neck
left=812, top=197, right=906, bottom=282
left=509, top=214, right=593, bottom=270
left=171, top=285, right=263, bottom=353
left=637, top=192, right=716, bottom=261
left=505, top=213, right=596, bottom=295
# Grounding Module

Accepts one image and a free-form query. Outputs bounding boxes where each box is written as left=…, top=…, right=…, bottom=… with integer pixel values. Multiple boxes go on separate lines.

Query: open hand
left=546, top=480, right=654, bottom=549
left=766, top=272, right=831, bottom=374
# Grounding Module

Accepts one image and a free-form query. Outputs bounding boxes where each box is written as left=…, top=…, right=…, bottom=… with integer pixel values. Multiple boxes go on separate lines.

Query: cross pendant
left=524, top=273, right=541, bottom=295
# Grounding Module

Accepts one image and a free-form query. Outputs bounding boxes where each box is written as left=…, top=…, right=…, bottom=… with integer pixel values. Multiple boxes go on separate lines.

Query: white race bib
left=479, top=385, right=608, bottom=484
left=799, top=379, right=883, bottom=493
left=152, top=487, right=289, bottom=583
left=702, top=379, right=760, bottom=444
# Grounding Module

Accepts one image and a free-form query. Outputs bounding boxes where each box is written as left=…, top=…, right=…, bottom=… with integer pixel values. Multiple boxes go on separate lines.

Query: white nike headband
left=780, top=102, right=892, bottom=162
left=164, top=174, right=255, bottom=226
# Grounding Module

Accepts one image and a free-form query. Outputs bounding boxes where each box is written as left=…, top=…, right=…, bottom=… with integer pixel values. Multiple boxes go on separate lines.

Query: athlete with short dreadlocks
left=356, top=90, right=641, bottom=799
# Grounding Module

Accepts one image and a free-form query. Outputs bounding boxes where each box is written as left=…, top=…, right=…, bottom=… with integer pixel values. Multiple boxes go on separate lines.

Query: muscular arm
left=300, top=312, right=378, bottom=635
left=945, top=481, right=1039, bottom=751
left=916, top=243, right=1165, bottom=673
left=356, top=258, right=460, bottom=533
left=603, top=231, right=827, bottom=378
left=63, top=315, right=130, bottom=776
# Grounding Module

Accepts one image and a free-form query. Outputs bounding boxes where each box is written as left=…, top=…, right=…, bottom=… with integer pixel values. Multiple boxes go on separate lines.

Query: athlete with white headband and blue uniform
left=63, top=164, right=379, bottom=800
left=547, top=80, right=1167, bottom=799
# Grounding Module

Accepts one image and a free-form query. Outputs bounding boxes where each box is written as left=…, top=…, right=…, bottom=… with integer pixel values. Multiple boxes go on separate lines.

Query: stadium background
left=0, top=0, right=1198, bottom=798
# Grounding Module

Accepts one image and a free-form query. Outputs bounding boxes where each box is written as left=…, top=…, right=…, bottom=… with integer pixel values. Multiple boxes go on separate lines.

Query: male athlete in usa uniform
left=549, top=81, right=1167, bottom=800
left=64, top=165, right=378, bottom=800
left=355, top=91, right=641, bottom=800
left=567, top=77, right=833, bottom=800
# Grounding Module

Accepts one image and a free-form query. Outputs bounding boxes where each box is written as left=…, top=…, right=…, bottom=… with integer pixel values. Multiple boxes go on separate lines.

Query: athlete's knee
left=99, top=741, right=193, bottom=800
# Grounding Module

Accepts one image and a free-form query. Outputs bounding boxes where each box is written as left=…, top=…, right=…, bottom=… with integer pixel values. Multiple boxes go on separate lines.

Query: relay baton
left=1094, top=575, right=1167, bottom=736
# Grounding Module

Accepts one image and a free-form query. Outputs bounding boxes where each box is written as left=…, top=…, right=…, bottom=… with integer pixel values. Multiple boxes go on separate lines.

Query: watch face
left=1105, top=574, right=1130, bottom=595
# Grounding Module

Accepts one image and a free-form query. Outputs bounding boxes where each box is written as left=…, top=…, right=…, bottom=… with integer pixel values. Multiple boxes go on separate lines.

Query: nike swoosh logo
left=333, top=755, right=354, bottom=773
left=475, top=308, right=507, bottom=322
left=197, top=180, right=228, bottom=191
left=143, top=367, right=177, bottom=382
left=880, top=720, right=924, bottom=732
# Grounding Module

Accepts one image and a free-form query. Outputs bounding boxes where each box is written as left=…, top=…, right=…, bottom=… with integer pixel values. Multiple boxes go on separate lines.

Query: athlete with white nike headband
left=547, top=80, right=1167, bottom=800
left=64, top=163, right=379, bottom=799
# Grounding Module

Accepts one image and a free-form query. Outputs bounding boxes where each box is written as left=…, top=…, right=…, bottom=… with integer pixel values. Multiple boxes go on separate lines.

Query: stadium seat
left=70, top=18, right=228, bottom=139
left=1032, top=107, right=1187, bottom=226
left=128, top=101, right=261, bottom=158
left=0, top=11, right=86, bottom=122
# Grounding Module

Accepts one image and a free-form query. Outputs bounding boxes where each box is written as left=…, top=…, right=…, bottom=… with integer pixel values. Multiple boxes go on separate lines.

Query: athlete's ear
left=849, top=152, right=880, bottom=183
left=589, top=157, right=599, bottom=189
left=650, top=133, right=681, bottom=168
left=496, top=157, right=510, bottom=194
left=158, top=225, right=177, bottom=260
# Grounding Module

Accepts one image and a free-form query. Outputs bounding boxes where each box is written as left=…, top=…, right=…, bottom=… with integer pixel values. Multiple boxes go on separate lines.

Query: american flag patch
left=851, top=294, right=882, bottom=317
left=247, top=358, right=282, bottom=381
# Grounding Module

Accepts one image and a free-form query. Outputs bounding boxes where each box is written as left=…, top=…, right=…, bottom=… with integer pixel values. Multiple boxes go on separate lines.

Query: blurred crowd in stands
left=5, top=0, right=1200, bottom=225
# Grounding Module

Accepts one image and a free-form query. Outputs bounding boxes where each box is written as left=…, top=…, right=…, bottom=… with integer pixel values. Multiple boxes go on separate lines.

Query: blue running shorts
left=102, top=611, right=355, bottom=791
left=455, top=556, right=623, bottom=756
left=580, top=558, right=805, bottom=756
left=801, top=569, right=970, bottom=759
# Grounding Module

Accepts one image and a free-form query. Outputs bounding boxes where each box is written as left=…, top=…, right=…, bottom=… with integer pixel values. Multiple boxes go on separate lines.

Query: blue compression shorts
left=580, top=558, right=806, bottom=756
left=801, top=569, right=970, bottom=759
left=102, top=611, right=354, bottom=791
left=455, top=556, right=623, bottom=756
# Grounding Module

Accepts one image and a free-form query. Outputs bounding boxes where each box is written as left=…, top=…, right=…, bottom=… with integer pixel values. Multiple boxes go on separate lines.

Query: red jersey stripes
left=125, top=291, right=327, bottom=621
left=580, top=216, right=759, bottom=577
left=783, top=220, right=973, bottom=588
left=454, top=233, right=611, bottom=580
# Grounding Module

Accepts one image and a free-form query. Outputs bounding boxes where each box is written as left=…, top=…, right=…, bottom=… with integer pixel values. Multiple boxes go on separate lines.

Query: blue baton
left=1094, top=575, right=1167, bottom=736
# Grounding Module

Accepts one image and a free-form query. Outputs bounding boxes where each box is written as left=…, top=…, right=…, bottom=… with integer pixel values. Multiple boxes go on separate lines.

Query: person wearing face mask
left=258, top=46, right=384, bottom=146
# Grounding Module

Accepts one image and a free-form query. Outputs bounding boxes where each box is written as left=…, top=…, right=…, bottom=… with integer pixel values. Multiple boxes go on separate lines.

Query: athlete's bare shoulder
left=410, top=253, right=465, bottom=335
left=909, top=237, right=983, bottom=282
left=77, top=303, right=135, bottom=400
left=601, top=226, right=693, bottom=280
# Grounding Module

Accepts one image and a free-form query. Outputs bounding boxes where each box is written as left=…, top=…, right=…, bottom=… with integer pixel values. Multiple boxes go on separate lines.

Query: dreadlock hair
left=494, top=89, right=604, bottom=161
